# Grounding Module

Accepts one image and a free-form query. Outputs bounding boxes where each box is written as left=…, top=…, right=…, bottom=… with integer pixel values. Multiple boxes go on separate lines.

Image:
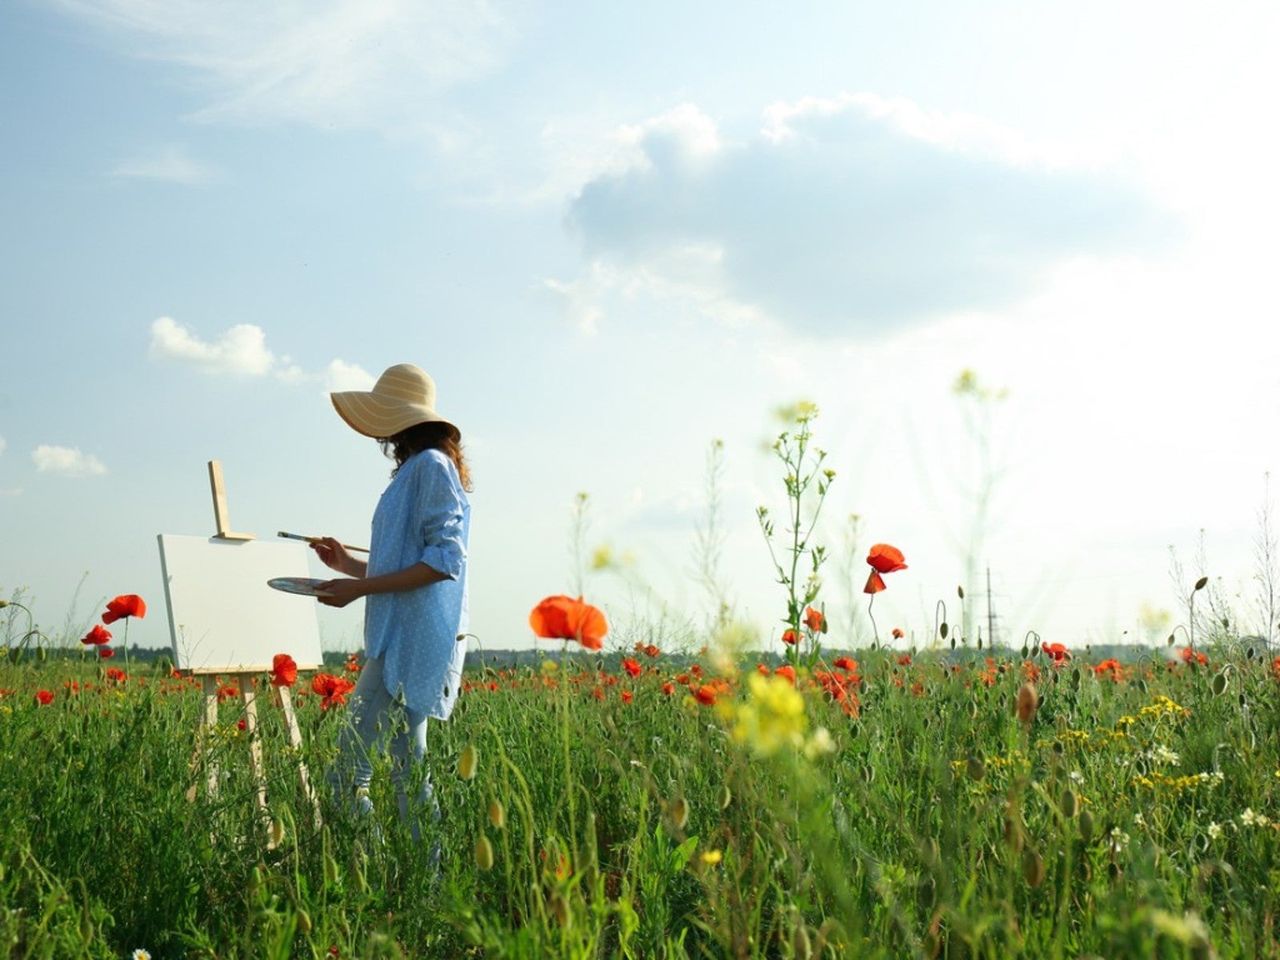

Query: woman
left=313, top=362, right=472, bottom=847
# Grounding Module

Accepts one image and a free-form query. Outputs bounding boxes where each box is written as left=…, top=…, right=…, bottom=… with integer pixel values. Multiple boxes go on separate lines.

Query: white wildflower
left=1069, top=770, right=1085, bottom=785
left=132, top=951, right=153, bottom=960
left=1149, top=745, right=1180, bottom=766
left=1134, top=812, right=1146, bottom=827
left=1207, top=822, right=1223, bottom=840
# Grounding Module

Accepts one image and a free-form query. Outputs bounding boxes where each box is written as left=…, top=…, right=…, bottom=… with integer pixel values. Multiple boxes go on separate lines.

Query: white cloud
left=150, top=316, right=276, bottom=375
left=325, top=359, right=376, bottom=391
left=32, top=445, right=107, bottom=477
left=110, top=144, right=219, bottom=184
left=565, top=95, right=1162, bottom=336
left=52, top=0, right=514, bottom=133
left=149, top=316, right=377, bottom=392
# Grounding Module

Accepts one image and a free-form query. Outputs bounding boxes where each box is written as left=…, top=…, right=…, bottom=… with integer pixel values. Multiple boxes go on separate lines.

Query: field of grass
left=2, top=637, right=1278, bottom=959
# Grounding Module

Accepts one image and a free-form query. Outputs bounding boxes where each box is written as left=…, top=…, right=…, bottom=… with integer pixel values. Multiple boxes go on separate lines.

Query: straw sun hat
left=330, top=363, right=460, bottom=440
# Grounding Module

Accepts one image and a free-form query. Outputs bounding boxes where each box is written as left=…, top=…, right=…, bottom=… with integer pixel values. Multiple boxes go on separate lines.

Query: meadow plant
left=756, top=401, right=836, bottom=667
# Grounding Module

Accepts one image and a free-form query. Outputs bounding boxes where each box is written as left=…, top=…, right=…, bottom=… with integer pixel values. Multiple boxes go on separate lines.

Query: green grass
left=1, top=646, right=1277, bottom=958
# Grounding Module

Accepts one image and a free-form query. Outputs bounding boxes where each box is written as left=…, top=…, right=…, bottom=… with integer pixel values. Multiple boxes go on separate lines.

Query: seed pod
left=940, top=622, right=949, bottom=640
left=1015, top=683, right=1039, bottom=724
left=475, top=833, right=495, bottom=871
left=458, top=743, right=479, bottom=781
left=1194, top=576, right=1208, bottom=591
left=488, top=798, right=506, bottom=830
left=1004, top=814, right=1024, bottom=853
left=1079, top=808, right=1095, bottom=843
left=1211, top=672, right=1228, bottom=696
left=1061, top=788, right=1079, bottom=819
left=1022, top=848, right=1045, bottom=887
left=668, top=796, right=689, bottom=831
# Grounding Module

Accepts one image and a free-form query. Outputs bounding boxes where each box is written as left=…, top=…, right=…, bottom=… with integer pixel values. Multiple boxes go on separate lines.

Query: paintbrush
left=277, top=531, right=370, bottom=554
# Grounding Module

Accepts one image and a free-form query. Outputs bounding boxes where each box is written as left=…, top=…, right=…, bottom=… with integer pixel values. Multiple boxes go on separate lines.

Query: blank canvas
left=157, top=534, right=325, bottom=673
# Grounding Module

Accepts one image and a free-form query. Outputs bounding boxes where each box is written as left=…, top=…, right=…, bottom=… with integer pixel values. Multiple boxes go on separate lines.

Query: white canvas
left=157, top=534, right=325, bottom=673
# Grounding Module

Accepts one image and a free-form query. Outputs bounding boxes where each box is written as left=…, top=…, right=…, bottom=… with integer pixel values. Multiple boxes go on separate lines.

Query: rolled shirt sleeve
left=416, top=455, right=467, bottom=581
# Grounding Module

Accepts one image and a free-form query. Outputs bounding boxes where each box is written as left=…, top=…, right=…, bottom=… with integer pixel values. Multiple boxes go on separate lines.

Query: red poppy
left=621, top=657, right=642, bottom=678
left=756, top=662, right=770, bottom=675
left=1093, top=658, right=1123, bottom=681
left=529, top=595, right=609, bottom=651
left=344, top=653, right=361, bottom=674
left=271, top=653, right=299, bottom=688
left=694, top=684, right=718, bottom=706
left=620, top=690, right=634, bottom=704
left=676, top=673, right=691, bottom=686
left=896, top=654, right=912, bottom=667
left=102, top=594, right=146, bottom=624
left=864, top=544, right=907, bottom=594
left=98, top=646, right=115, bottom=659
left=690, top=664, right=703, bottom=677
left=781, top=629, right=800, bottom=646
left=773, top=665, right=796, bottom=685
left=105, top=667, right=127, bottom=683
left=803, top=607, right=826, bottom=633
left=891, top=627, right=904, bottom=640
left=237, top=718, right=248, bottom=731
left=81, top=624, right=112, bottom=646
left=1179, top=646, right=1208, bottom=666
left=833, top=656, right=858, bottom=672
left=35, top=689, right=54, bottom=706
left=642, top=644, right=660, bottom=658
left=311, top=673, right=356, bottom=710
left=661, top=681, right=675, bottom=696
left=1041, top=642, right=1070, bottom=665
left=867, top=544, right=908, bottom=573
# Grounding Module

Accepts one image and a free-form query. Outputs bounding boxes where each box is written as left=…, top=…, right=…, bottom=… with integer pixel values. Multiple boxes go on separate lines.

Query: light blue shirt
left=364, top=447, right=470, bottom=720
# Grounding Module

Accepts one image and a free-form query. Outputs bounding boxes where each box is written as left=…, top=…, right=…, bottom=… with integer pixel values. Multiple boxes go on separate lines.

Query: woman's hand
left=311, top=537, right=365, bottom=577
left=316, top=578, right=366, bottom=608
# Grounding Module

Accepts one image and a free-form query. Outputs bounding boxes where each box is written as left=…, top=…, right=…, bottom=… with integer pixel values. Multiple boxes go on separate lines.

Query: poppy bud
left=719, top=785, right=732, bottom=810
left=966, top=757, right=986, bottom=782
left=488, top=799, right=506, bottom=830
left=1022, top=848, right=1045, bottom=887
left=475, top=834, right=494, bottom=871
left=1211, top=672, right=1228, bottom=696
left=1194, top=576, right=1208, bottom=591
left=1061, top=789, right=1079, bottom=819
left=296, top=908, right=312, bottom=934
left=270, top=817, right=286, bottom=847
left=1079, top=809, right=1095, bottom=843
left=1015, top=683, right=1039, bottom=724
left=458, top=744, right=479, bottom=781
left=668, top=796, right=689, bottom=831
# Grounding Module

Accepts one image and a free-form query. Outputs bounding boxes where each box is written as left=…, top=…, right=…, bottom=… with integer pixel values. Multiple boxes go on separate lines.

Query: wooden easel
left=186, top=459, right=322, bottom=843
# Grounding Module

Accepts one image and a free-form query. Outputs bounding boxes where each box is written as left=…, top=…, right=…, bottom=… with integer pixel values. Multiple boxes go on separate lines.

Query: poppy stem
left=867, top=594, right=879, bottom=647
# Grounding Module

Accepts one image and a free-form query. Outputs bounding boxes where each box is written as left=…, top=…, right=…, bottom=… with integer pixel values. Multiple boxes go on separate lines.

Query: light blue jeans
left=326, top=655, right=439, bottom=843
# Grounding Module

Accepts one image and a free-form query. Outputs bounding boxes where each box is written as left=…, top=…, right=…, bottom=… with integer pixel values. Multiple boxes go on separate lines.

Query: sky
left=3, top=0, right=1279, bottom=655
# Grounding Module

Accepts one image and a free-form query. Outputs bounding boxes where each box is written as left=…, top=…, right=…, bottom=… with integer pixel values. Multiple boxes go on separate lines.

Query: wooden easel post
left=186, top=460, right=323, bottom=843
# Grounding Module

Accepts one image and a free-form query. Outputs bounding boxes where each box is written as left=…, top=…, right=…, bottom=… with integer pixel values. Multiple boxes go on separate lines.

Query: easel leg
left=202, top=676, right=220, bottom=802
left=279, top=686, right=323, bottom=830
left=241, top=684, right=273, bottom=847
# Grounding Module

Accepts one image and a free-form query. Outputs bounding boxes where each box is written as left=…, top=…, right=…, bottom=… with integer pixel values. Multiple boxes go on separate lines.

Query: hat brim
left=331, top=391, right=460, bottom=441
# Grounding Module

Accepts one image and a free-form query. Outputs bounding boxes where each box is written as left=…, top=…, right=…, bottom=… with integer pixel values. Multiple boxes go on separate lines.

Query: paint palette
left=267, top=577, right=332, bottom=597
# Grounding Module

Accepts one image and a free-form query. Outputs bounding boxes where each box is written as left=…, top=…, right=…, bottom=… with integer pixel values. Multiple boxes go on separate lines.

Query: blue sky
left=3, top=0, right=1279, bottom=653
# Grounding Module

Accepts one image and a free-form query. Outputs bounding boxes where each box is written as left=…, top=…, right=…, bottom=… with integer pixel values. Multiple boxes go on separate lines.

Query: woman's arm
left=317, top=561, right=447, bottom=607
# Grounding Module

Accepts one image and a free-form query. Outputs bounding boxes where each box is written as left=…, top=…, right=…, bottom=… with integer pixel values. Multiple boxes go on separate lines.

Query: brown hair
left=380, top=421, right=473, bottom=491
